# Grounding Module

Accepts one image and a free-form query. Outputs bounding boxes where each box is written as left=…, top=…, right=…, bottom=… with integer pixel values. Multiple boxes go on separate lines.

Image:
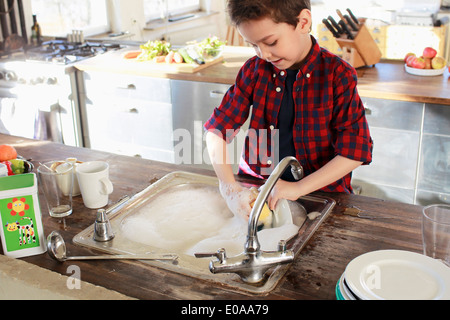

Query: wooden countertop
left=0, top=134, right=425, bottom=300
left=75, top=46, right=450, bottom=105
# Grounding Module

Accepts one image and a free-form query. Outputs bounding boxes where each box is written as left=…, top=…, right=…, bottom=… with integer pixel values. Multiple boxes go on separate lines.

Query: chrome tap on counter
left=195, top=156, right=304, bottom=284
left=93, top=195, right=130, bottom=242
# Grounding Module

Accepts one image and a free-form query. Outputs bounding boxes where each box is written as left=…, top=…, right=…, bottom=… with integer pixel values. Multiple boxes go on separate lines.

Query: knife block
left=335, top=23, right=382, bottom=68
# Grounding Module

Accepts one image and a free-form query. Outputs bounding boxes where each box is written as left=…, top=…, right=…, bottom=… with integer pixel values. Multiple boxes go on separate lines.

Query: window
left=144, top=0, right=200, bottom=21
left=31, top=0, right=110, bottom=37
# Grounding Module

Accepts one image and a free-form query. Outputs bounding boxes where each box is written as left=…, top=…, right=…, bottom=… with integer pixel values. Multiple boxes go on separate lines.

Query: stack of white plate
left=336, top=250, right=450, bottom=300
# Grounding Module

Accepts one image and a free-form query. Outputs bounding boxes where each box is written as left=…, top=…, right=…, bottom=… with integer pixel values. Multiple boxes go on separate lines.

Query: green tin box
left=0, top=173, right=47, bottom=258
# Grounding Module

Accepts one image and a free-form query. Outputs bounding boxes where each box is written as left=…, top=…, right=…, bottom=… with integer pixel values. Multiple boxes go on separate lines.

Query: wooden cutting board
left=121, top=51, right=224, bottom=73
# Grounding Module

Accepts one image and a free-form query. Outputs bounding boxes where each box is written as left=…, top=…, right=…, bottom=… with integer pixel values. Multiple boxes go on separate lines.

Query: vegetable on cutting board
left=123, top=36, right=225, bottom=65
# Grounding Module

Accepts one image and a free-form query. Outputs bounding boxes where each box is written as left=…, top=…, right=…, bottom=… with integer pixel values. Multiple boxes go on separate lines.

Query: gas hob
left=25, top=40, right=122, bottom=64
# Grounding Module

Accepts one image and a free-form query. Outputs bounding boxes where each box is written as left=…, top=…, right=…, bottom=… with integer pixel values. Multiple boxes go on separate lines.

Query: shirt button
left=273, top=73, right=276, bottom=78
left=306, top=73, right=311, bottom=78
left=276, top=87, right=281, bottom=93
left=269, top=125, right=275, bottom=130
left=280, top=71, right=285, bottom=76
left=267, top=160, right=273, bottom=165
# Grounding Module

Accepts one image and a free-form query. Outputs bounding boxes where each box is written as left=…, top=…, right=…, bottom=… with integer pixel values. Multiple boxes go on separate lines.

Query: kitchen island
left=0, top=134, right=425, bottom=300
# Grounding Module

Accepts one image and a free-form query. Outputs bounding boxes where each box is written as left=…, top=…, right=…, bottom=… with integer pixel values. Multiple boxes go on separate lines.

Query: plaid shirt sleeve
left=203, top=57, right=257, bottom=143
left=332, top=64, right=372, bottom=165
left=205, top=38, right=373, bottom=193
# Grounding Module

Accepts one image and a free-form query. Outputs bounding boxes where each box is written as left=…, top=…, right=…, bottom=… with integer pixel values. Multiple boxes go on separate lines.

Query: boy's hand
left=219, top=181, right=256, bottom=221
left=267, top=180, right=302, bottom=211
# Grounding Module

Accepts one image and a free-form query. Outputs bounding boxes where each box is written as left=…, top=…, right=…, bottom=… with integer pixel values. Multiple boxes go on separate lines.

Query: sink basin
left=73, top=171, right=335, bottom=295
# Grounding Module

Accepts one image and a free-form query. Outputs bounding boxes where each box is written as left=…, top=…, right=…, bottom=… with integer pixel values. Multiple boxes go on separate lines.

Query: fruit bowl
left=404, top=64, right=446, bottom=76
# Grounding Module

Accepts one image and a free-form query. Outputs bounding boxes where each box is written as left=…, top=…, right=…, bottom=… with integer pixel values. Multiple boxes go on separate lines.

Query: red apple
left=423, top=57, right=432, bottom=69
left=431, top=56, right=446, bottom=69
left=404, top=52, right=415, bottom=63
left=411, top=56, right=426, bottom=69
left=423, top=47, right=437, bottom=59
left=406, top=55, right=416, bottom=67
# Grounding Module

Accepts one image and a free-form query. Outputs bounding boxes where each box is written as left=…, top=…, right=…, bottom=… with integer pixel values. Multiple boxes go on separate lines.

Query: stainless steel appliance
left=0, top=41, right=121, bottom=146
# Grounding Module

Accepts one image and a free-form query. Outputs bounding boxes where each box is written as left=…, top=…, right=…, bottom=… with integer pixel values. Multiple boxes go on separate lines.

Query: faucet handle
left=93, top=209, right=115, bottom=242
left=194, top=248, right=227, bottom=263
left=278, top=240, right=287, bottom=253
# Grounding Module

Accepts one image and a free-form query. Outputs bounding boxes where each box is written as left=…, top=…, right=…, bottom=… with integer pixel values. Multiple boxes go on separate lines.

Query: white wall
left=108, top=0, right=228, bottom=44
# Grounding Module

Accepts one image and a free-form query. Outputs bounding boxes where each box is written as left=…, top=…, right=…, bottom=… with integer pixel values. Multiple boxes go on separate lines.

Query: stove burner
left=26, top=40, right=122, bottom=64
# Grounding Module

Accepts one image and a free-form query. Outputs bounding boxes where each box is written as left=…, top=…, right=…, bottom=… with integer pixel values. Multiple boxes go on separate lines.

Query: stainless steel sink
left=73, top=171, right=335, bottom=295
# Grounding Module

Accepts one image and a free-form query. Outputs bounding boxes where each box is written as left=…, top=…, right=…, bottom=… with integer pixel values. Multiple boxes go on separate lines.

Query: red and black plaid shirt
left=204, top=37, right=373, bottom=193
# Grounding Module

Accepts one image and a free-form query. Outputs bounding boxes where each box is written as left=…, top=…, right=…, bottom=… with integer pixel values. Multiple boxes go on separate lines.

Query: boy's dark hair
left=227, top=0, right=311, bottom=28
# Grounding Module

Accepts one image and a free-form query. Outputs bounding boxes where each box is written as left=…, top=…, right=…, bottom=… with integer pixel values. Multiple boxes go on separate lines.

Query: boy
left=204, top=0, right=373, bottom=219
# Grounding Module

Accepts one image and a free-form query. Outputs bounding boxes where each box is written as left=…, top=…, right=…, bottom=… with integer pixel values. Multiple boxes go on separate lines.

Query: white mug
left=76, top=161, right=113, bottom=209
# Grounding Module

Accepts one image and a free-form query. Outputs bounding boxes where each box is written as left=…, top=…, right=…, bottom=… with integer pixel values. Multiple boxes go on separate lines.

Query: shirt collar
left=297, top=35, right=320, bottom=77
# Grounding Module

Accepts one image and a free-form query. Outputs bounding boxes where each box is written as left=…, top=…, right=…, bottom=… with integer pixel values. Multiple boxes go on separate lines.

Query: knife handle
left=344, top=15, right=359, bottom=31
left=336, top=9, right=345, bottom=21
left=338, top=20, right=354, bottom=40
left=346, top=8, right=360, bottom=25
left=328, top=16, right=343, bottom=34
left=322, top=19, right=339, bottom=38
left=344, top=15, right=358, bottom=31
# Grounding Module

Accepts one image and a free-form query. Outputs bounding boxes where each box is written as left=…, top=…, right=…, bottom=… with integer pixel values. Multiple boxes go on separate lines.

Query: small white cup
left=76, top=161, right=113, bottom=209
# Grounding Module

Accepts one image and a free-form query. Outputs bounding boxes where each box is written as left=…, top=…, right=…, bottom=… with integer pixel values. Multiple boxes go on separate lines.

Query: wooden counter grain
left=75, top=46, right=450, bottom=105
left=0, top=134, right=425, bottom=300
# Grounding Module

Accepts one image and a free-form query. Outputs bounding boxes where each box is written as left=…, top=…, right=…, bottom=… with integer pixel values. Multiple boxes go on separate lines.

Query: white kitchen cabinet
left=352, top=97, right=450, bottom=206
left=80, top=71, right=174, bottom=163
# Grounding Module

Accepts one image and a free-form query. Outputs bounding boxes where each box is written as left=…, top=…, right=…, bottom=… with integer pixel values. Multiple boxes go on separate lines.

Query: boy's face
left=238, top=9, right=312, bottom=70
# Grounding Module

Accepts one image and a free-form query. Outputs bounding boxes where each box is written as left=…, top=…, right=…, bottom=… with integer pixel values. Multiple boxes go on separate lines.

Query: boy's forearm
left=267, top=155, right=362, bottom=210
left=297, top=155, right=362, bottom=195
left=206, top=131, right=236, bottom=184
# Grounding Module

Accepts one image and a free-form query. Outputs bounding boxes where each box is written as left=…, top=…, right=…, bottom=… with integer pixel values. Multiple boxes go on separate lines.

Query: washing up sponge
left=258, top=202, right=273, bottom=230
left=250, top=188, right=273, bottom=230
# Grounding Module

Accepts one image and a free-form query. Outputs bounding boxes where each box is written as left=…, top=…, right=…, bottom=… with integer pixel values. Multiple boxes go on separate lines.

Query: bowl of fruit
left=404, top=47, right=447, bottom=76
left=0, top=145, right=34, bottom=176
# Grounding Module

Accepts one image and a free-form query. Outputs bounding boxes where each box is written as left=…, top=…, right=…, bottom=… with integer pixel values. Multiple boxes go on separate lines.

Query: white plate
left=405, top=64, right=446, bottom=76
left=338, top=273, right=357, bottom=300
left=344, top=250, right=450, bottom=300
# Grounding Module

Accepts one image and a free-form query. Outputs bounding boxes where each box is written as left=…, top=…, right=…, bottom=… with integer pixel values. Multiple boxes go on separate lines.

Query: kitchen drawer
left=352, top=179, right=415, bottom=204
left=83, top=71, right=171, bottom=103
left=361, top=97, right=423, bottom=131
left=416, top=190, right=450, bottom=206
left=423, top=103, right=450, bottom=136
left=171, top=79, right=249, bottom=171
left=352, top=127, right=420, bottom=189
left=417, top=134, right=450, bottom=194
left=84, top=97, right=174, bottom=154
left=171, top=79, right=231, bottom=168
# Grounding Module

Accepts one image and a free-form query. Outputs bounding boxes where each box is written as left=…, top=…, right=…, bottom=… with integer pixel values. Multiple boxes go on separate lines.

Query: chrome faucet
left=195, top=156, right=304, bottom=284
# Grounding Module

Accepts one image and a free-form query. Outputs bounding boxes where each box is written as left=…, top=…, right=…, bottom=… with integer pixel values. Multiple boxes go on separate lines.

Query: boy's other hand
left=219, top=181, right=256, bottom=221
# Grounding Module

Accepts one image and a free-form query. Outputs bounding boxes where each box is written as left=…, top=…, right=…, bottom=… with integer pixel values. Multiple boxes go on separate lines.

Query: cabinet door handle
left=128, top=108, right=139, bottom=114
left=210, top=90, right=226, bottom=99
left=117, top=84, right=136, bottom=90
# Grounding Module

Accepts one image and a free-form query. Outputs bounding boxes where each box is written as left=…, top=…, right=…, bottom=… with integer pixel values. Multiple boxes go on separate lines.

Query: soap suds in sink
left=120, top=184, right=301, bottom=256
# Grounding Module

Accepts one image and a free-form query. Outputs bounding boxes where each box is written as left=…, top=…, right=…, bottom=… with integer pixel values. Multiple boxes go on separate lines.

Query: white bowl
left=405, top=64, right=446, bottom=76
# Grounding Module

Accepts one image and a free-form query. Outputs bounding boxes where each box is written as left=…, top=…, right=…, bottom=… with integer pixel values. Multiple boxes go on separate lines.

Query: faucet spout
left=246, top=156, right=303, bottom=253
left=195, top=157, right=303, bottom=284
